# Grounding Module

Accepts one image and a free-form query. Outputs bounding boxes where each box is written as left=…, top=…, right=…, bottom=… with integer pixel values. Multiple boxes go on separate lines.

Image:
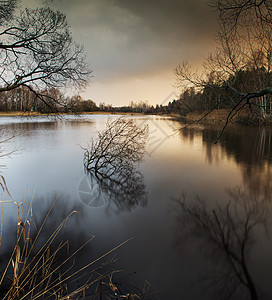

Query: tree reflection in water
left=83, top=117, right=148, bottom=213
left=173, top=188, right=271, bottom=300
left=180, top=125, right=272, bottom=199
left=80, top=165, right=147, bottom=213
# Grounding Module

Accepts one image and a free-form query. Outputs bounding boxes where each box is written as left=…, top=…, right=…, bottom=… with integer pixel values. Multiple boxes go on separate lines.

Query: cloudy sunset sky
left=23, top=0, right=218, bottom=106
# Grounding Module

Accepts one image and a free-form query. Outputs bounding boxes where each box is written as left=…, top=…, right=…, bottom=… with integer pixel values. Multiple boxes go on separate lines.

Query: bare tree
left=176, top=0, right=272, bottom=140
left=210, top=0, right=272, bottom=35
left=0, top=0, right=92, bottom=112
left=84, top=117, right=149, bottom=211
left=173, top=188, right=270, bottom=300
left=84, top=117, right=148, bottom=179
left=0, top=1, right=92, bottom=191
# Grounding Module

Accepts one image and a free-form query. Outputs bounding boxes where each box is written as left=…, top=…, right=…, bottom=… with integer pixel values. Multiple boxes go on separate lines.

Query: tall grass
left=0, top=197, right=135, bottom=299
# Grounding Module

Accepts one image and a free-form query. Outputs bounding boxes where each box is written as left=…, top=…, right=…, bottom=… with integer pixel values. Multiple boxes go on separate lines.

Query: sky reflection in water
left=0, top=115, right=272, bottom=299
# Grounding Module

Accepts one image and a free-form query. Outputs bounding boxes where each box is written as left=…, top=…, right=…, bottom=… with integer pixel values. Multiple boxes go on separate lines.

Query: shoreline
left=0, top=111, right=150, bottom=117
left=171, top=109, right=272, bottom=126
left=1, top=109, right=272, bottom=127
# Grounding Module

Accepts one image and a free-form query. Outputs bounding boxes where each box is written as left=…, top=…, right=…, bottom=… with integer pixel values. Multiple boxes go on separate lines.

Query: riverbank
left=172, top=109, right=272, bottom=126
left=183, top=109, right=231, bottom=124
left=2, top=109, right=272, bottom=127
left=0, top=111, right=147, bottom=117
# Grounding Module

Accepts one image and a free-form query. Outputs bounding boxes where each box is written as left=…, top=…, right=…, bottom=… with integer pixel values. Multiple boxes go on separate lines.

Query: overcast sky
left=23, top=0, right=218, bottom=106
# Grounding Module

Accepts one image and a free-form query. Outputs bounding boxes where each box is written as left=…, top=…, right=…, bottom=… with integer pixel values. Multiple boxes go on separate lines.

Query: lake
left=0, top=114, right=272, bottom=299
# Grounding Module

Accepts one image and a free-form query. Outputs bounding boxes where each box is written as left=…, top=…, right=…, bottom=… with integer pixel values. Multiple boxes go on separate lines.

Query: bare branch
left=175, top=0, right=272, bottom=140
left=83, top=117, right=149, bottom=211
left=0, top=5, right=92, bottom=112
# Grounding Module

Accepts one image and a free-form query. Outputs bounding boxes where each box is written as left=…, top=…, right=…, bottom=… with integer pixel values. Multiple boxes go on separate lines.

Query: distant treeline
left=100, top=101, right=180, bottom=114
left=100, top=67, right=272, bottom=117
left=3, top=67, right=271, bottom=117
left=0, top=84, right=224, bottom=115
left=0, top=86, right=96, bottom=113
left=176, top=67, right=272, bottom=118
left=0, top=86, right=180, bottom=114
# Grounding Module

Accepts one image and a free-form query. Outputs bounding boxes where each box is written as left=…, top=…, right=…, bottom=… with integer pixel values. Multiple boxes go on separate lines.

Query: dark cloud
left=21, top=0, right=218, bottom=105
left=114, top=0, right=214, bottom=37
left=33, top=0, right=217, bottom=80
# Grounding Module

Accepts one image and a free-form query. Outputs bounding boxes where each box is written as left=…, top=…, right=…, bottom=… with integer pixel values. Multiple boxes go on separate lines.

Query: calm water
left=0, top=114, right=272, bottom=299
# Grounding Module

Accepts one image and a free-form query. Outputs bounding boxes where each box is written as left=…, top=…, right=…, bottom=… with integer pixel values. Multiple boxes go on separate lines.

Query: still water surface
left=0, top=114, right=272, bottom=299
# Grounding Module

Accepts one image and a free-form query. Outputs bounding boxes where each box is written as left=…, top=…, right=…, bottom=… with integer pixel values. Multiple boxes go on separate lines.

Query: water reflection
left=181, top=125, right=272, bottom=164
left=0, top=116, right=95, bottom=137
left=82, top=117, right=148, bottom=213
left=0, top=119, right=57, bottom=136
left=2, top=115, right=272, bottom=299
left=180, top=125, right=272, bottom=198
left=79, top=169, right=147, bottom=213
left=173, top=187, right=272, bottom=300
